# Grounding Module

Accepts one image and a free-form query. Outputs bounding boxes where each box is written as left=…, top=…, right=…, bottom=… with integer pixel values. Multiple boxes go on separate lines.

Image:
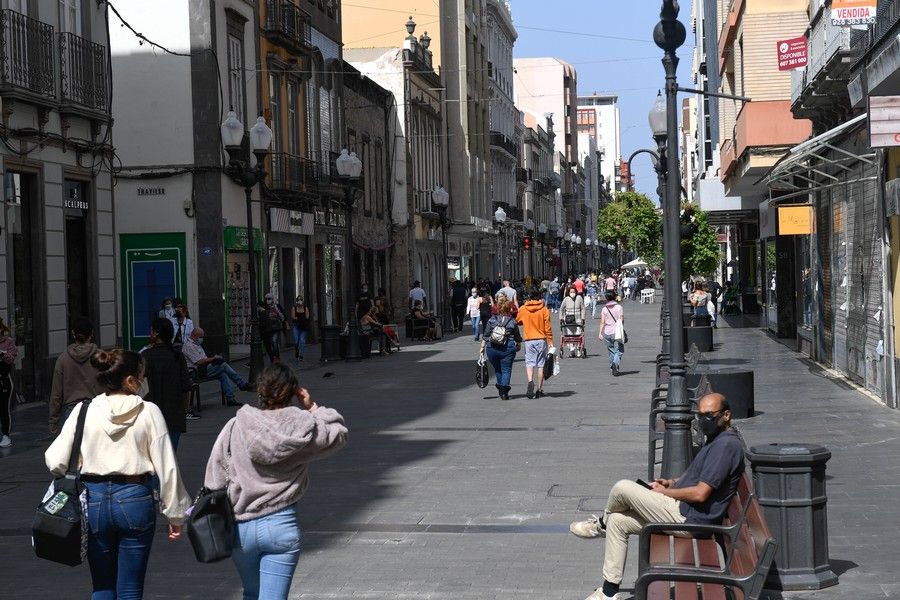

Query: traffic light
left=523, top=236, right=532, bottom=250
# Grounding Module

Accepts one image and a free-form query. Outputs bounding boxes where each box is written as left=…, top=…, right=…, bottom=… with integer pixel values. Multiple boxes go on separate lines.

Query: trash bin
left=320, top=325, right=341, bottom=362
left=746, top=443, right=837, bottom=590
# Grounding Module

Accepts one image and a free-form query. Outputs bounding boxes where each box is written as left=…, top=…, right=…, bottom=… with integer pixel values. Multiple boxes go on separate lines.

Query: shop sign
left=137, top=186, right=165, bottom=196
left=776, top=37, right=808, bottom=71
left=778, top=204, right=814, bottom=235
left=831, top=0, right=876, bottom=26
left=759, top=200, right=776, bottom=238
left=270, top=208, right=314, bottom=235
left=223, top=225, right=263, bottom=251
left=869, top=96, right=900, bottom=147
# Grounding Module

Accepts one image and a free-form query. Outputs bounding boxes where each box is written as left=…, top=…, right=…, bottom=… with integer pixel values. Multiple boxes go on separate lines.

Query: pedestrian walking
left=204, top=363, right=347, bottom=600
left=467, top=287, right=483, bottom=341
left=451, top=280, right=468, bottom=332
left=706, top=278, right=722, bottom=328
left=142, top=318, right=192, bottom=451
left=548, top=277, right=561, bottom=313
left=259, top=293, right=287, bottom=364
left=599, top=291, right=624, bottom=376
left=291, top=296, right=311, bottom=361
left=478, top=289, right=494, bottom=340
left=45, top=348, right=191, bottom=599
left=157, top=298, right=175, bottom=319
left=408, top=280, right=427, bottom=311
left=517, top=289, right=554, bottom=399
left=498, top=279, right=519, bottom=309
left=690, top=282, right=712, bottom=325
left=49, top=316, right=105, bottom=436
left=0, top=319, right=16, bottom=448
left=560, top=287, right=586, bottom=337
left=168, top=304, right=194, bottom=350
left=479, top=299, right=522, bottom=400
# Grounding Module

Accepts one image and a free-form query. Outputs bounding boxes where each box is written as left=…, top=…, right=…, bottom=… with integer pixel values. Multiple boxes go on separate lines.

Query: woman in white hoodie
left=205, top=363, right=348, bottom=600
left=45, top=348, right=191, bottom=599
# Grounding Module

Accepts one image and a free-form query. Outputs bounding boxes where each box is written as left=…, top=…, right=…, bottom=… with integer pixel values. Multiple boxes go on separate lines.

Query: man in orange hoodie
left=517, top=289, right=555, bottom=398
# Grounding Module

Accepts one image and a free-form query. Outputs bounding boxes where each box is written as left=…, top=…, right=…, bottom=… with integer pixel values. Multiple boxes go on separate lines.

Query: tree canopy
left=680, top=203, right=720, bottom=277
left=597, top=191, right=662, bottom=266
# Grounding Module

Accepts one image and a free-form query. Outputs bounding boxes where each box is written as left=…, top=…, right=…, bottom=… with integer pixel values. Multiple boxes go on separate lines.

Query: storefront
left=267, top=208, right=313, bottom=328
left=313, top=207, right=346, bottom=327
left=223, top=225, right=264, bottom=349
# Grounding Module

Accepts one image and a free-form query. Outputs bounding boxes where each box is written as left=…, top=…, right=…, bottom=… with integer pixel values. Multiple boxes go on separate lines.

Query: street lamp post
left=494, top=206, right=507, bottom=279
left=648, top=92, right=672, bottom=358
left=336, top=149, right=364, bottom=362
left=654, top=0, right=692, bottom=478
left=222, top=111, right=273, bottom=384
left=433, top=185, right=451, bottom=331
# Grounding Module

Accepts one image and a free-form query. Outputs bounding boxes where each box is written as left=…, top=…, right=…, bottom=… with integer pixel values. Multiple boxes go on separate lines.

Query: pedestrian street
left=1, top=298, right=899, bottom=599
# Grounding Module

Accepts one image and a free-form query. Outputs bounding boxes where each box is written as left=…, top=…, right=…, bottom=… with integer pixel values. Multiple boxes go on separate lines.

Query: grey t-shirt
left=676, top=429, right=745, bottom=525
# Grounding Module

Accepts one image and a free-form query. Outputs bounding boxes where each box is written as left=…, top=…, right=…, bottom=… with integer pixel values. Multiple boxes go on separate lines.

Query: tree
left=597, top=191, right=662, bottom=266
left=680, top=203, right=720, bottom=277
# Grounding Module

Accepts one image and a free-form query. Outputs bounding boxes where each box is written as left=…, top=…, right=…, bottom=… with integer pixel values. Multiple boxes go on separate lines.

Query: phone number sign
left=831, top=0, right=876, bottom=26
left=777, top=37, right=808, bottom=71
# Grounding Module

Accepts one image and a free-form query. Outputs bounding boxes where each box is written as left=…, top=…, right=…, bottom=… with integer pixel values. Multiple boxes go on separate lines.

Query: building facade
left=576, top=93, right=622, bottom=195
left=0, top=0, right=113, bottom=402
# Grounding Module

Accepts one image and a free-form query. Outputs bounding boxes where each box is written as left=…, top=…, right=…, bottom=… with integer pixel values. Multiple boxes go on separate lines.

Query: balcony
left=0, top=9, right=55, bottom=104
left=515, top=167, right=531, bottom=183
left=59, top=31, right=108, bottom=117
left=489, top=130, right=517, bottom=159
left=269, top=152, right=318, bottom=195
left=263, top=0, right=311, bottom=52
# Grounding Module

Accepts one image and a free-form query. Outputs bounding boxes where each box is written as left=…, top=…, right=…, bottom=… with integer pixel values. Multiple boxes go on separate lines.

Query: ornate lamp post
left=494, top=205, right=507, bottom=278
left=654, top=0, right=692, bottom=478
left=335, top=149, right=364, bottom=361
left=222, top=111, right=273, bottom=384
left=432, top=185, right=451, bottom=330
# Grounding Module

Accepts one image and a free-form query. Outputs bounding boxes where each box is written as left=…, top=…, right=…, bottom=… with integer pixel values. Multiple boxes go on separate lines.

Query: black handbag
left=185, top=431, right=235, bottom=563
left=475, top=352, right=489, bottom=389
left=185, top=487, right=235, bottom=563
left=564, top=313, right=576, bottom=325
left=543, top=351, right=556, bottom=380
left=32, top=399, right=92, bottom=566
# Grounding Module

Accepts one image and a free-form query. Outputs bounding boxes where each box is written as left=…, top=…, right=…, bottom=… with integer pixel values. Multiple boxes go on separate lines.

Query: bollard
left=319, top=325, right=342, bottom=362
left=746, top=443, right=837, bottom=590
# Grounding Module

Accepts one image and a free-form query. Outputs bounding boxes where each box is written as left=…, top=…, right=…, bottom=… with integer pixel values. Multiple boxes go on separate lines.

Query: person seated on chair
left=181, top=327, right=252, bottom=407
left=410, top=300, right=437, bottom=341
left=359, top=305, right=387, bottom=356
left=569, top=393, right=745, bottom=600
left=375, top=298, right=400, bottom=349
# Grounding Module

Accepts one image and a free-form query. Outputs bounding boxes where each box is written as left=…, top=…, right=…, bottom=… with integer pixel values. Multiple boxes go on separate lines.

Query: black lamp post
left=654, top=0, right=692, bottom=478
left=336, top=149, right=364, bottom=361
left=432, top=185, right=451, bottom=330
left=222, top=111, right=273, bottom=384
left=494, top=205, right=507, bottom=279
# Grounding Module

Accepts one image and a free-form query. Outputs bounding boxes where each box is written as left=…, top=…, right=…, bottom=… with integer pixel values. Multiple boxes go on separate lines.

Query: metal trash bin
left=746, top=443, right=837, bottom=590
left=319, top=325, right=342, bottom=362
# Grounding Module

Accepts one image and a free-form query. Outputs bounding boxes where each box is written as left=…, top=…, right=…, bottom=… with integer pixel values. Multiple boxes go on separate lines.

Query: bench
left=188, top=369, right=226, bottom=413
left=635, top=472, right=777, bottom=600
left=647, top=374, right=712, bottom=480
left=656, top=344, right=703, bottom=389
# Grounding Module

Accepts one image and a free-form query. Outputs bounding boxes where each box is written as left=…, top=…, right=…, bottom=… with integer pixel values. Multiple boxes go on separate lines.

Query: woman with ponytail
left=45, top=348, right=191, bottom=599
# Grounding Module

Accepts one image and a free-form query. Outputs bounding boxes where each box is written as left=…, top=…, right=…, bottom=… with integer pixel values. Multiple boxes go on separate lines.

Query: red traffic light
left=523, top=236, right=532, bottom=250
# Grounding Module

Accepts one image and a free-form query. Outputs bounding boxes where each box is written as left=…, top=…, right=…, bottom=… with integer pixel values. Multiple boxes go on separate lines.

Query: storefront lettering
left=64, top=198, right=89, bottom=210
left=137, top=187, right=166, bottom=196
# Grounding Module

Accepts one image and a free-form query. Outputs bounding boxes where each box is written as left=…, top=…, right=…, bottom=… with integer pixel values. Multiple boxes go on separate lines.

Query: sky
left=510, top=0, right=695, bottom=201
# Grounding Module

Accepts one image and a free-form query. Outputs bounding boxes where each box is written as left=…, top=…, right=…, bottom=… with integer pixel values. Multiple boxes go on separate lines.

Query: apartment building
left=0, top=0, right=113, bottom=402
left=576, top=93, right=621, bottom=195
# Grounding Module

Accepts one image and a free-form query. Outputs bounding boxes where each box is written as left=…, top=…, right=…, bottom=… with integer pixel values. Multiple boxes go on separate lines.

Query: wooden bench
left=188, top=369, right=226, bottom=413
left=647, top=374, right=712, bottom=480
left=634, top=473, right=777, bottom=600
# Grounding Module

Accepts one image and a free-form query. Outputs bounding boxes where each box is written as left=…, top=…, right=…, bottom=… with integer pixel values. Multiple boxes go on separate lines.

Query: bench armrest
left=634, top=568, right=752, bottom=600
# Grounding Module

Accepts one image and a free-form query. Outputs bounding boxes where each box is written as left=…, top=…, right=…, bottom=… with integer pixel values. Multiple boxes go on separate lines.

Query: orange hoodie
left=517, top=300, right=553, bottom=344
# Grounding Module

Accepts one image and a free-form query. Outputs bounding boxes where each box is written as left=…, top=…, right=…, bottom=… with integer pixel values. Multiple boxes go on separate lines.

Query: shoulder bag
left=185, top=428, right=236, bottom=563
left=605, top=306, right=629, bottom=344
left=32, top=399, right=93, bottom=566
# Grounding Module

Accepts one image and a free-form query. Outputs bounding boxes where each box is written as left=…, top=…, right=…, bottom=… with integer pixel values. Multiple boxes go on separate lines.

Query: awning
left=762, top=113, right=877, bottom=201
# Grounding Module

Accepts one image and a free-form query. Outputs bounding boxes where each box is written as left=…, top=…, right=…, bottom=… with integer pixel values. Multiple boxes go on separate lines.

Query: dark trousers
left=0, top=373, right=12, bottom=435
left=452, top=304, right=466, bottom=331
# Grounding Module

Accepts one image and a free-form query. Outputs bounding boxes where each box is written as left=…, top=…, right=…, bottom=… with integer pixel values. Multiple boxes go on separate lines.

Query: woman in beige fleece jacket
left=45, top=348, right=191, bottom=599
left=205, top=363, right=348, bottom=600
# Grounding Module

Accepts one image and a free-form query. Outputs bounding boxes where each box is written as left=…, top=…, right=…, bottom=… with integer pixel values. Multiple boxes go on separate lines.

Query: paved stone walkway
left=1, top=297, right=898, bottom=598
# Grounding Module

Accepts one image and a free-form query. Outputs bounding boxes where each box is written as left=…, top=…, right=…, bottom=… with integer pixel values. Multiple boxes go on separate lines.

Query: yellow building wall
left=342, top=0, right=444, bottom=67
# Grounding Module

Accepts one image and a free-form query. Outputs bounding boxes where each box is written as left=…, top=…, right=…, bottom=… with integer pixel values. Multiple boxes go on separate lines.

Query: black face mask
left=698, top=414, right=724, bottom=439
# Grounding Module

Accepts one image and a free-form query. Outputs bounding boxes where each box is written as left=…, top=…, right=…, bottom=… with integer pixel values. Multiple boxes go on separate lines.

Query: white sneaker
left=584, top=589, right=617, bottom=600
left=0, top=434, right=11, bottom=448
left=570, top=514, right=605, bottom=538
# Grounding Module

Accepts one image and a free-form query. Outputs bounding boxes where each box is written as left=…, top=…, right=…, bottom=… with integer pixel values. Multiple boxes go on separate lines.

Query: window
left=5, top=0, right=28, bottom=15
left=59, top=0, right=81, bottom=35
left=269, top=73, right=281, bottom=153
left=375, top=140, right=384, bottom=217
left=287, top=80, right=299, bottom=155
left=227, top=32, right=246, bottom=120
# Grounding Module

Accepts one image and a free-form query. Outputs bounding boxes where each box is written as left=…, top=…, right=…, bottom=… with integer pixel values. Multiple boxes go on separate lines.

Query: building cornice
left=486, top=0, right=517, bottom=41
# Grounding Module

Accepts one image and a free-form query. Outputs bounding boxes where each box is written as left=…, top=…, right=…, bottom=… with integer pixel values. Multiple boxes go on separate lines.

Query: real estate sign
left=831, top=0, right=876, bottom=26
left=776, top=37, right=808, bottom=71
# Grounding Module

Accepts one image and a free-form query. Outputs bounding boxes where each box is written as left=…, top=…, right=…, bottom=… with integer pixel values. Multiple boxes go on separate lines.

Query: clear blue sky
left=511, top=0, right=694, bottom=201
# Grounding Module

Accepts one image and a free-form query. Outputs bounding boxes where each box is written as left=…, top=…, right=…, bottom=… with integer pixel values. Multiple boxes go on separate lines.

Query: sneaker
left=526, top=381, right=535, bottom=399
left=0, top=434, right=10, bottom=448
left=186, top=412, right=201, bottom=421
left=535, top=389, right=544, bottom=399
left=584, top=589, right=617, bottom=600
left=570, top=514, right=605, bottom=538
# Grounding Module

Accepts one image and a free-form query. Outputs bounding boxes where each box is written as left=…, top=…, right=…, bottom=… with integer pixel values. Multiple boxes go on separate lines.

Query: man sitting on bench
left=181, top=327, right=252, bottom=407
left=569, top=393, right=744, bottom=600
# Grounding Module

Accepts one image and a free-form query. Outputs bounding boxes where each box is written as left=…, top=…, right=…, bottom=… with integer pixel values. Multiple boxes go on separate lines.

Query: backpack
left=489, top=317, right=512, bottom=347
left=549, top=281, right=560, bottom=294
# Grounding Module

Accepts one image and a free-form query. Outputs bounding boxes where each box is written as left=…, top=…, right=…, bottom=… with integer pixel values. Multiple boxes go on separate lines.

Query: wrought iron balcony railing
left=0, top=9, right=55, bottom=101
left=264, top=0, right=312, bottom=51
left=269, top=152, right=318, bottom=193
left=59, top=31, right=107, bottom=113
left=490, top=131, right=518, bottom=158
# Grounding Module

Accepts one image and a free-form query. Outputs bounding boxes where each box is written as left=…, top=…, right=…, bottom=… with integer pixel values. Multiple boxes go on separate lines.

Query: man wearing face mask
left=571, top=393, right=745, bottom=600
left=181, top=328, right=252, bottom=409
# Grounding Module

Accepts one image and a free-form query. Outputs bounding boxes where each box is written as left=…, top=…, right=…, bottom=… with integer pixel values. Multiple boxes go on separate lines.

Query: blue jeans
left=85, top=481, right=156, bottom=600
left=292, top=325, right=308, bottom=357
left=206, top=362, right=249, bottom=401
left=471, top=315, right=481, bottom=339
left=486, top=339, right=517, bottom=389
left=232, top=505, right=302, bottom=600
left=264, top=332, right=281, bottom=362
left=604, top=334, right=623, bottom=367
